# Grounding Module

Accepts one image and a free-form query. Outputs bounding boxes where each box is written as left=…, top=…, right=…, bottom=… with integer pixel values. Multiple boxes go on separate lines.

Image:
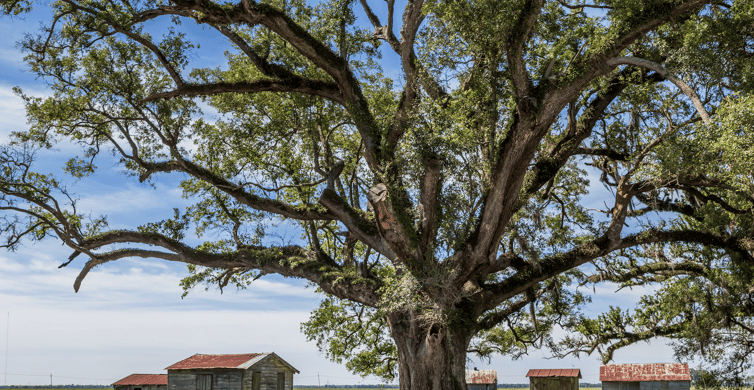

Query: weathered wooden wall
left=603, top=381, right=640, bottom=390
left=241, top=356, right=293, bottom=390
left=468, top=384, right=495, bottom=390
left=639, top=381, right=690, bottom=390
left=531, top=377, right=579, bottom=390
left=115, top=385, right=167, bottom=390
left=603, top=381, right=689, bottom=390
left=168, top=356, right=294, bottom=390
left=168, top=369, right=243, bottom=390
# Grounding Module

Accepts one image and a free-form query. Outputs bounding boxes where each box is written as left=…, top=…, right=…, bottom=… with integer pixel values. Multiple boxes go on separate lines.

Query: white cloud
left=72, top=181, right=188, bottom=217
left=0, top=239, right=315, bottom=310
left=0, top=85, right=29, bottom=140
left=0, top=238, right=373, bottom=386
left=1, top=305, right=319, bottom=383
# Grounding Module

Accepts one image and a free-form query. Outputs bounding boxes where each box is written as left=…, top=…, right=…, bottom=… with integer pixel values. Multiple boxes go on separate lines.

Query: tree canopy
left=1, top=0, right=754, bottom=388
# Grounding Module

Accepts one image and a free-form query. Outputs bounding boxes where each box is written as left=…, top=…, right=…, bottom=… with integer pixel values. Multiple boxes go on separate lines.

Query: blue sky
left=0, top=2, right=709, bottom=387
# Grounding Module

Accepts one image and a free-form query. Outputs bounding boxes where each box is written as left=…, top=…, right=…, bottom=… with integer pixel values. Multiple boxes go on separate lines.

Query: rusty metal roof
left=600, top=363, right=690, bottom=382
left=112, top=374, right=167, bottom=386
left=527, top=369, right=582, bottom=378
left=465, top=370, right=497, bottom=384
left=166, top=353, right=265, bottom=369
left=165, top=352, right=299, bottom=373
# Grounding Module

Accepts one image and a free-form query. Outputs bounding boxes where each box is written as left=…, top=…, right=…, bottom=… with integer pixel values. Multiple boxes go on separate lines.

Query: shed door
left=197, top=374, right=212, bottom=390
left=251, top=372, right=261, bottom=390
left=276, top=373, right=285, bottom=390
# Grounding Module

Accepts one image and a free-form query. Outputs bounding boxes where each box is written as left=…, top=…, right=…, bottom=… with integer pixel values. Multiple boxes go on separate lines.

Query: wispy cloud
left=0, top=238, right=360, bottom=386
left=0, top=239, right=316, bottom=310
left=0, top=85, right=29, bottom=140
left=72, top=181, right=188, bottom=218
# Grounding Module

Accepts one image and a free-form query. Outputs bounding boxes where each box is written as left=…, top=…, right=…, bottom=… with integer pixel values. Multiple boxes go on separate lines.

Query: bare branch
left=480, top=229, right=754, bottom=312
left=139, top=79, right=345, bottom=106
left=581, top=261, right=709, bottom=286
left=606, top=57, right=711, bottom=124
left=555, top=0, right=612, bottom=10
left=64, top=229, right=381, bottom=305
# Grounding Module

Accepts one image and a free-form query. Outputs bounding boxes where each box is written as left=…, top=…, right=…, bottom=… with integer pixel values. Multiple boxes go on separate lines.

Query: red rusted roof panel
left=527, top=369, right=581, bottom=378
left=600, top=364, right=690, bottom=382
left=166, top=354, right=264, bottom=369
left=112, top=374, right=167, bottom=386
left=466, top=370, right=497, bottom=384
left=566, top=369, right=582, bottom=378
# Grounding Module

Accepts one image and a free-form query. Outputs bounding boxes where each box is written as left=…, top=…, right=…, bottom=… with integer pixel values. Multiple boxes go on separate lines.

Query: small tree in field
left=1, top=0, right=754, bottom=389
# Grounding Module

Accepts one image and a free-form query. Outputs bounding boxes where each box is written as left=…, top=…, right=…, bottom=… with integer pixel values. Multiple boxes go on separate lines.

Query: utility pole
left=317, top=373, right=320, bottom=387
left=50, top=373, right=52, bottom=386
left=4, top=312, right=8, bottom=386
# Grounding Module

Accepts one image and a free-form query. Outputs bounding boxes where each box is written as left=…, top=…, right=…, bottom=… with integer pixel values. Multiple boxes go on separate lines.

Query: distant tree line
left=287, top=384, right=604, bottom=389
left=0, top=384, right=608, bottom=390
left=0, top=386, right=112, bottom=389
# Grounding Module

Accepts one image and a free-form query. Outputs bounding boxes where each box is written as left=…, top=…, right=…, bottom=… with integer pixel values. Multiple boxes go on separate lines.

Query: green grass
left=293, top=388, right=605, bottom=390
left=0, top=388, right=112, bottom=390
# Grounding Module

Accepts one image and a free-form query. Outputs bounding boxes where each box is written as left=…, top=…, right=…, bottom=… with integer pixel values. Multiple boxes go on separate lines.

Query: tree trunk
left=388, top=311, right=473, bottom=390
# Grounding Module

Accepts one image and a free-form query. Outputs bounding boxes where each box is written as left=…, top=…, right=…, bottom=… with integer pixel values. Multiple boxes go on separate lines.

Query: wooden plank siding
left=241, top=355, right=293, bottom=390
left=603, top=382, right=640, bottom=390
left=169, top=357, right=294, bottom=390
left=168, top=369, right=244, bottom=390
left=530, top=377, right=579, bottom=390
left=641, top=382, right=690, bottom=390
left=468, top=385, right=496, bottom=390
left=603, top=381, right=690, bottom=390
left=115, top=385, right=167, bottom=390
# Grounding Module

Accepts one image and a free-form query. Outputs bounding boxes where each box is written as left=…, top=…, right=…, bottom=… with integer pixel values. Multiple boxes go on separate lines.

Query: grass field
left=292, top=387, right=754, bottom=390
left=4, top=386, right=749, bottom=390
left=0, top=386, right=611, bottom=390
left=9, top=387, right=744, bottom=390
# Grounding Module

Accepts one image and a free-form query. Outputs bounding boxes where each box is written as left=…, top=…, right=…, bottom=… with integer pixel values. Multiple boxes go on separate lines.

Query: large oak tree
left=1, top=0, right=753, bottom=388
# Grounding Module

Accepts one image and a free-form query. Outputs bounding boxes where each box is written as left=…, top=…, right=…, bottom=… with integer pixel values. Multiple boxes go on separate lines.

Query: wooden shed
left=527, top=369, right=582, bottom=390
left=113, top=374, right=168, bottom=390
left=166, top=353, right=299, bottom=390
left=600, top=363, right=691, bottom=390
left=465, top=369, right=497, bottom=390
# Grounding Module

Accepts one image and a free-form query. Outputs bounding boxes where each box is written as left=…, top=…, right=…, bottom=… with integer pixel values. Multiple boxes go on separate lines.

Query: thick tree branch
left=505, top=0, right=545, bottom=99
left=634, top=193, right=701, bottom=220
left=575, top=147, right=630, bottom=161
left=73, top=248, right=183, bottom=291
left=555, top=0, right=612, bottom=10
left=605, top=57, right=711, bottom=124
left=476, top=281, right=554, bottom=330
left=581, top=261, right=709, bottom=286
left=134, top=0, right=385, bottom=171
left=519, top=70, right=662, bottom=206
left=63, top=229, right=381, bottom=305
left=384, top=0, right=427, bottom=157
left=58, top=0, right=186, bottom=88
left=138, top=79, right=345, bottom=105
left=419, top=159, right=442, bottom=257
left=598, top=323, right=686, bottom=364
left=358, top=0, right=400, bottom=52
left=318, top=188, right=397, bottom=261
left=169, top=157, right=338, bottom=221
left=464, top=70, right=660, bottom=284
left=479, top=229, right=754, bottom=312
left=366, top=184, right=416, bottom=265
left=213, top=25, right=301, bottom=80
left=546, top=0, right=710, bottom=126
